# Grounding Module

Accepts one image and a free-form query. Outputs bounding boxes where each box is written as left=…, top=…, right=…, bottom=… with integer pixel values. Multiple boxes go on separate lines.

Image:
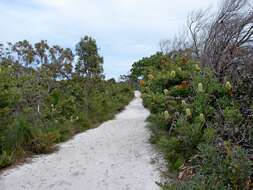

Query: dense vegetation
left=0, top=36, right=133, bottom=169
left=130, top=0, right=253, bottom=189
left=131, top=53, right=252, bottom=189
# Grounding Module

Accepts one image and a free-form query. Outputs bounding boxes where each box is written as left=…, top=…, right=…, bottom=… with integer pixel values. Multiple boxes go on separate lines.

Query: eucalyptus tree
left=75, top=36, right=104, bottom=79
left=12, top=40, right=35, bottom=67
left=34, top=40, right=50, bottom=65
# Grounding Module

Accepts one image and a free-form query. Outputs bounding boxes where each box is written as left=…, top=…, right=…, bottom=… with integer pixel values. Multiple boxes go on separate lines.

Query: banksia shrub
left=131, top=51, right=252, bottom=189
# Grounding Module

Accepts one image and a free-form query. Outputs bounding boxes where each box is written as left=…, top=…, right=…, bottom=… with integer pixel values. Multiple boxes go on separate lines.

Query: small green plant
left=0, top=151, right=13, bottom=168
left=224, top=106, right=243, bottom=125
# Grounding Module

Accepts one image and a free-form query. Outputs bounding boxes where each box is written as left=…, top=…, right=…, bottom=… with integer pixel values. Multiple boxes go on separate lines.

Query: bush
left=130, top=52, right=253, bottom=189
left=224, top=106, right=243, bottom=125
left=0, top=66, right=134, bottom=169
left=0, top=151, right=13, bottom=168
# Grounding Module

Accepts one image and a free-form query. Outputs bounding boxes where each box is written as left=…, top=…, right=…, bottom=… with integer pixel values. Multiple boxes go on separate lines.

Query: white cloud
left=0, top=0, right=219, bottom=78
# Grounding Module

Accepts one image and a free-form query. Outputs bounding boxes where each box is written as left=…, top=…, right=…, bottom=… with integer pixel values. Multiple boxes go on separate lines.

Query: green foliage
left=142, top=93, right=166, bottom=114
left=0, top=151, right=13, bottom=168
left=198, top=143, right=251, bottom=188
left=165, top=144, right=251, bottom=190
left=169, top=85, right=191, bottom=97
left=224, top=106, right=243, bottom=125
left=0, top=38, right=134, bottom=169
left=130, top=52, right=252, bottom=189
left=75, top=36, right=104, bottom=78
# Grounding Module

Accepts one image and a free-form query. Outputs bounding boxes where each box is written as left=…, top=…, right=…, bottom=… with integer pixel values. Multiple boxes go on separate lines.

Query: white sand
left=0, top=91, right=162, bottom=190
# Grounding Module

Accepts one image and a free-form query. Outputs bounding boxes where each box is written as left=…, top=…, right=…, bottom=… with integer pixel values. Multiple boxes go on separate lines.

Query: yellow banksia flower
left=70, top=116, right=74, bottom=123
left=195, top=64, right=201, bottom=71
left=225, top=81, right=232, bottom=96
left=225, top=81, right=232, bottom=91
left=164, top=111, right=170, bottom=120
left=199, top=113, right=205, bottom=122
left=197, top=83, right=204, bottom=93
left=163, top=89, right=169, bottom=95
left=186, top=108, right=192, bottom=117
left=171, top=70, right=176, bottom=78
left=181, top=100, right=187, bottom=107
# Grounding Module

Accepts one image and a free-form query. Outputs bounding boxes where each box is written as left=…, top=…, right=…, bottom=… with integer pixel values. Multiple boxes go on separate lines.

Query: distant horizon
left=0, top=0, right=219, bottom=79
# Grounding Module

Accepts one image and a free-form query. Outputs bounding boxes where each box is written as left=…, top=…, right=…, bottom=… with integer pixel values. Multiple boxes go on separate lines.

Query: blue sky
left=0, top=0, right=219, bottom=79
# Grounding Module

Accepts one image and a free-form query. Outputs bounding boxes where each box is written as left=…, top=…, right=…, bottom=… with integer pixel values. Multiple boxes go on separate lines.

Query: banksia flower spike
left=199, top=113, right=205, bottom=122
left=225, top=81, right=232, bottom=96
left=70, top=116, right=74, bottom=123
left=181, top=100, right=187, bottom=107
left=171, top=71, right=176, bottom=78
left=163, top=89, right=169, bottom=95
left=195, top=64, right=201, bottom=71
left=164, top=111, right=170, bottom=120
left=186, top=108, right=192, bottom=117
left=225, top=81, right=232, bottom=90
left=197, top=83, right=204, bottom=93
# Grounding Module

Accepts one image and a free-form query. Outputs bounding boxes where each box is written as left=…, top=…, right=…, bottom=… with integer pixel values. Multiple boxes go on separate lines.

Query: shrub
left=224, top=106, right=243, bottom=125
left=131, top=52, right=252, bottom=189
left=0, top=151, right=13, bottom=168
left=0, top=38, right=134, bottom=169
left=0, top=69, right=134, bottom=168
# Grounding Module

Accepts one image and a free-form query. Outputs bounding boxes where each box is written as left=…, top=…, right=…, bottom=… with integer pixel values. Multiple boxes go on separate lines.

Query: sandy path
left=0, top=91, right=162, bottom=190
